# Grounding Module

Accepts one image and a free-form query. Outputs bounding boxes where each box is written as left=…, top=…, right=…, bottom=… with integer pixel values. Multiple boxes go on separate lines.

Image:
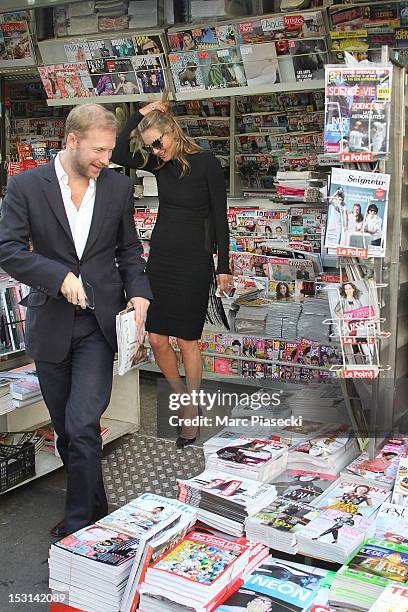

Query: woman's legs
left=148, top=333, right=185, bottom=393
left=176, top=338, right=203, bottom=440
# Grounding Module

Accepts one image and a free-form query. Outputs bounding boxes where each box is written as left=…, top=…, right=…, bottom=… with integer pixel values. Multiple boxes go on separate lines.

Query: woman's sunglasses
left=142, top=131, right=166, bottom=153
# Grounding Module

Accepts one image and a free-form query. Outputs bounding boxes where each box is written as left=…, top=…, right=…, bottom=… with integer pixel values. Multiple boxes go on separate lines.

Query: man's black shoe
left=50, top=519, right=67, bottom=538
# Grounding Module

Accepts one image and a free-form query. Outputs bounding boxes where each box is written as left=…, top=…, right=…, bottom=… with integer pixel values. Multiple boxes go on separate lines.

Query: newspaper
left=115, top=307, right=149, bottom=376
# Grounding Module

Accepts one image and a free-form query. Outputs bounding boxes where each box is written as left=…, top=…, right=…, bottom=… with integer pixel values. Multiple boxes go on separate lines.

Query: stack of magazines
left=217, top=556, right=330, bottom=612
left=369, top=583, right=408, bottom=611
left=139, top=531, right=257, bottom=611
left=342, top=438, right=407, bottom=489
left=314, top=477, right=391, bottom=518
left=374, top=501, right=408, bottom=543
left=245, top=496, right=320, bottom=554
left=49, top=494, right=197, bottom=612
left=391, top=457, right=408, bottom=507
left=270, top=469, right=337, bottom=504
left=49, top=524, right=144, bottom=612
left=330, top=539, right=408, bottom=610
left=296, top=509, right=375, bottom=563
left=287, top=425, right=358, bottom=475
left=205, top=437, right=288, bottom=482
left=119, top=494, right=197, bottom=612
left=177, top=469, right=277, bottom=536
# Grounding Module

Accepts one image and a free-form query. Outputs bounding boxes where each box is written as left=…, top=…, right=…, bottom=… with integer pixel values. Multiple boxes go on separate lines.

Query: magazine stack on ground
left=369, top=583, right=408, bottom=611
left=119, top=495, right=197, bottom=612
left=49, top=494, right=197, bottom=612
left=374, top=501, right=408, bottom=544
left=296, top=508, right=375, bottom=563
left=217, top=556, right=330, bottom=612
left=342, top=438, right=408, bottom=489
left=139, top=532, right=258, bottom=611
left=205, top=437, right=288, bottom=482
left=245, top=496, right=320, bottom=554
left=177, top=469, right=278, bottom=536
left=48, top=524, right=144, bottom=612
left=392, top=458, right=408, bottom=507
left=286, top=425, right=358, bottom=475
left=329, top=539, right=408, bottom=610
left=270, top=469, right=337, bottom=503
left=0, top=380, right=13, bottom=416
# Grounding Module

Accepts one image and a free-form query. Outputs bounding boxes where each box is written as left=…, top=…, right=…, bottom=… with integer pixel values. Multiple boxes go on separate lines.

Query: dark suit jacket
left=0, top=160, right=152, bottom=362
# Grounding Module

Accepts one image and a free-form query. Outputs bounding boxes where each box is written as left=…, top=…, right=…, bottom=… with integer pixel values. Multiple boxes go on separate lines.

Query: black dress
left=111, top=112, right=230, bottom=340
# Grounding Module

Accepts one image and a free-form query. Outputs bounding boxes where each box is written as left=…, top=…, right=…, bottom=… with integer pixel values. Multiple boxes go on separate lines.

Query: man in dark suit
left=0, top=104, right=152, bottom=536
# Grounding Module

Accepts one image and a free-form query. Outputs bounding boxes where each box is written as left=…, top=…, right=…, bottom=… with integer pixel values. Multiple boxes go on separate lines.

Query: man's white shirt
left=54, top=152, right=96, bottom=260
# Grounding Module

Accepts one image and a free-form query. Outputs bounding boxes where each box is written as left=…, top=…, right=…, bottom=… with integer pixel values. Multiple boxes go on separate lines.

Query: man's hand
left=127, top=297, right=150, bottom=342
left=60, top=272, right=86, bottom=309
left=217, top=273, right=234, bottom=296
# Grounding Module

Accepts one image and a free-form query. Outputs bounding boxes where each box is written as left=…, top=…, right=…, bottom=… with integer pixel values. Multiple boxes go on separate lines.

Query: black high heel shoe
left=176, top=406, right=202, bottom=449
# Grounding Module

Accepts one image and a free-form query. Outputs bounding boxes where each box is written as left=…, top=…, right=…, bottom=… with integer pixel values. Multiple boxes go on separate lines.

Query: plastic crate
left=0, top=442, right=35, bottom=493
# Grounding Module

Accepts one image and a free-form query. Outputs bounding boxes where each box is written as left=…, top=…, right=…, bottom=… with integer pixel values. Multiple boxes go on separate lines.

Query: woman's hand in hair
left=139, top=101, right=168, bottom=116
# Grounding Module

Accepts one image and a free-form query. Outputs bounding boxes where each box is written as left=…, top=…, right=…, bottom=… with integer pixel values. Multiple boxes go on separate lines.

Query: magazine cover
left=345, top=444, right=405, bottom=486
left=91, top=73, right=115, bottom=96
left=64, top=42, right=92, bottom=63
left=168, top=27, right=218, bottom=52
left=315, top=479, right=390, bottom=518
left=348, top=539, right=408, bottom=584
left=168, top=51, right=205, bottom=92
left=131, top=55, right=166, bottom=94
left=88, top=39, right=114, bottom=59
left=287, top=38, right=328, bottom=82
left=104, top=57, right=133, bottom=73
left=218, top=556, right=327, bottom=612
left=271, top=470, right=337, bottom=502
left=178, top=469, right=276, bottom=508
left=212, top=438, right=287, bottom=466
left=392, top=458, right=408, bottom=507
left=324, top=65, right=392, bottom=161
left=241, top=43, right=280, bottom=88
left=369, top=582, right=408, bottom=611
left=200, top=47, right=247, bottom=90
left=97, top=495, right=183, bottom=539
left=327, top=279, right=380, bottom=339
left=54, top=524, right=140, bottom=566
left=375, top=502, right=408, bottom=545
left=251, top=497, right=320, bottom=533
left=325, top=167, right=390, bottom=257
left=0, top=21, right=35, bottom=66
left=111, top=37, right=136, bottom=58
left=147, top=531, right=248, bottom=587
left=132, top=34, right=164, bottom=56
left=298, top=509, right=373, bottom=546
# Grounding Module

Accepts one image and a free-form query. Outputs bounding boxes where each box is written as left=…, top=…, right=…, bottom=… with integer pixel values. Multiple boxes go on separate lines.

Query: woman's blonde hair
left=130, top=96, right=202, bottom=177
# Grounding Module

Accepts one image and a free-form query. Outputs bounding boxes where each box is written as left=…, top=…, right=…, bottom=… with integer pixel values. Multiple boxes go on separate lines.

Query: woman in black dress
left=111, top=101, right=232, bottom=447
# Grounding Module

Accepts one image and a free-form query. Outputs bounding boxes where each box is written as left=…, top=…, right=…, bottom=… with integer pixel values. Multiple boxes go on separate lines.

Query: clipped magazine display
left=324, top=64, right=392, bottom=162
left=325, top=167, right=390, bottom=258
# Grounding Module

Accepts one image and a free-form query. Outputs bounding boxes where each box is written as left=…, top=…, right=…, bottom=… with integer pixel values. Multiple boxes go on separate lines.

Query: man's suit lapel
left=42, top=160, right=74, bottom=244
left=81, top=168, right=109, bottom=260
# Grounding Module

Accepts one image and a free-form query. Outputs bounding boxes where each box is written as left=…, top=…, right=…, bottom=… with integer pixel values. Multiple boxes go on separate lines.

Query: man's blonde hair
left=64, top=104, right=117, bottom=142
